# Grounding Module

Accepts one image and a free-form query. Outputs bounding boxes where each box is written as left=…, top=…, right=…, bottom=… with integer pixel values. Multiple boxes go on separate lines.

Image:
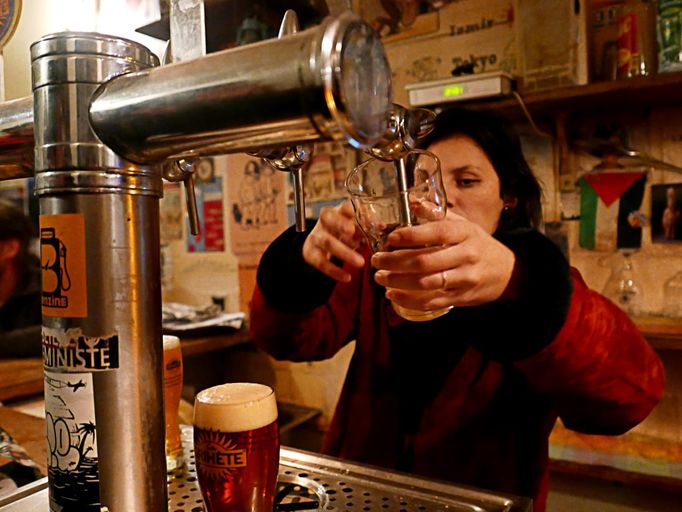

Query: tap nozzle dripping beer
left=366, top=105, right=437, bottom=226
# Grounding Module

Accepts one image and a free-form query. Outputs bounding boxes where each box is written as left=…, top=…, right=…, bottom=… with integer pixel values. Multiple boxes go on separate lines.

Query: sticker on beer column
left=44, top=370, right=101, bottom=510
left=195, top=430, right=247, bottom=480
left=40, top=213, right=88, bottom=318
left=42, top=327, right=119, bottom=371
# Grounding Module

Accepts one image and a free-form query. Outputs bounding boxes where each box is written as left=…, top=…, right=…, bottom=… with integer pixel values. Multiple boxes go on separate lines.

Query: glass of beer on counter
left=346, top=149, right=451, bottom=321
left=163, top=334, right=184, bottom=472
left=193, top=382, right=279, bottom=512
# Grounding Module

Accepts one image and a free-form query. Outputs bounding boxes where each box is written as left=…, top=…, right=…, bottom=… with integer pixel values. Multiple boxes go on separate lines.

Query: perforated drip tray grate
left=170, top=426, right=532, bottom=512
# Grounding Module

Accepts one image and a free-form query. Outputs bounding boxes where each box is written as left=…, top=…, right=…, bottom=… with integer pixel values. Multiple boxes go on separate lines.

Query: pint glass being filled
left=193, top=383, right=279, bottom=512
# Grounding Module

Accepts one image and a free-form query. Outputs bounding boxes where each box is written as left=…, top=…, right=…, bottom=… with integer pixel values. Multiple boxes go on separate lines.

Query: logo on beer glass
left=195, top=430, right=247, bottom=480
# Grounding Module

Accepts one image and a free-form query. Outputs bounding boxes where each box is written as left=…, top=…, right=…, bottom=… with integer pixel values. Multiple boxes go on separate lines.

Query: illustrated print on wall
left=227, top=153, right=288, bottom=257
left=651, top=184, right=682, bottom=244
left=44, top=372, right=100, bottom=510
left=232, top=160, right=281, bottom=230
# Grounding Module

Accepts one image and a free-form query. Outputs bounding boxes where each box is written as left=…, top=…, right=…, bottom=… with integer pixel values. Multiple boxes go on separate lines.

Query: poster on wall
left=292, top=141, right=356, bottom=204
left=651, top=184, right=682, bottom=244
left=226, top=153, right=288, bottom=257
left=0, top=0, right=21, bottom=51
left=186, top=177, right=225, bottom=253
left=160, top=183, right=183, bottom=245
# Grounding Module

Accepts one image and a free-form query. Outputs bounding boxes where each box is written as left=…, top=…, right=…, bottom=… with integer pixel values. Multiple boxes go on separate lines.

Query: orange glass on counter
left=163, top=334, right=184, bottom=472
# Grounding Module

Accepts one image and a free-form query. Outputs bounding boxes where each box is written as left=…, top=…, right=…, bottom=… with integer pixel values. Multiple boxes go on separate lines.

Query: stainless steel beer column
left=31, top=34, right=165, bottom=511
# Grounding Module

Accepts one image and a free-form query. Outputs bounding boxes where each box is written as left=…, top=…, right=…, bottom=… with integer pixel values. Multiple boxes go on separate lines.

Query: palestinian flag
left=579, top=172, right=646, bottom=251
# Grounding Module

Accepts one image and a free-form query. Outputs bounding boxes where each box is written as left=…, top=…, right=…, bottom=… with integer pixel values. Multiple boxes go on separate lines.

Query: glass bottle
left=603, top=250, right=642, bottom=315
left=663, top=270, right=682, bottom=317
left=657, top=0, right=682, bottom=72
left=618, top=0, right=658, bottom=77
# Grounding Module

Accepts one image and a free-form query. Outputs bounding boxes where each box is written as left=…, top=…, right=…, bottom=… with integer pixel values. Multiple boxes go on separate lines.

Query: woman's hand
left=371, top=211, right=519, bottom=309
left=302, top=201, right=366, bottom=282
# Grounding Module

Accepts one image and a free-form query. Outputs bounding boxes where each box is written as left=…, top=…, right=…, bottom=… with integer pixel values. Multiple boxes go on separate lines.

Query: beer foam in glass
left=193, top=383, right=279, bottom=512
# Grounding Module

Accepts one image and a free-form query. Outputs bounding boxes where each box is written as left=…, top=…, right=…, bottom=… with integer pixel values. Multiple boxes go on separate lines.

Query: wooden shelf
left=0, top=359, right=43, bottom=403
left=469, top=71, right=682, bottom=119
left=549, top=459, right=682, bottom=493
left=633, top=316, right=682, bottom=350
left=549, top=419, right=682, bottom=493
left=176, top=326, right=252, bottom=357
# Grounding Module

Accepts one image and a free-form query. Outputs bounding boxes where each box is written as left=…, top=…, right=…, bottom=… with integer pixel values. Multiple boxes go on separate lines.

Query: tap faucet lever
left=365, top=105, right=437, bottom=227
left=366, top=104, right=436, bottom=161
left=248, top=10, right=313, bottom=232
left=256, top=144, right=313, bottom=232
left=163, top=158, right=201, bottom=236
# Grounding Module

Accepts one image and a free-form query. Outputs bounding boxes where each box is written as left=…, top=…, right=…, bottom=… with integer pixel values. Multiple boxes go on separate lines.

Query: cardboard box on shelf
left=360, top=0, right=517, bottom=105
left=516, top=0, right=589, bottom=92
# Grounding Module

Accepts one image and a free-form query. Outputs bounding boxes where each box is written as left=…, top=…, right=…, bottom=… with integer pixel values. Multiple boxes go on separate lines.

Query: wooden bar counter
left=0, top=327, right=252, bottom=404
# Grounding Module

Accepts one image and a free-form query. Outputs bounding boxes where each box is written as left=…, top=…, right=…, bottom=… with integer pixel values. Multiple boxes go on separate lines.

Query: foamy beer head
left=193, top=383, right=279, bottom=512
left=163, top=334, right=180, bottom=352
left=194, top=382, right=277, bottom=431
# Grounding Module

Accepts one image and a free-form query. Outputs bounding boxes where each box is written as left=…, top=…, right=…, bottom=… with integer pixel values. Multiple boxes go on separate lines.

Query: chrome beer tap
left=158, top=0, right=206, bottom=236
left=366, top=105, right=437, bottom=226
left=250, top=10, right=312, bottom=232
left=0, top=9, right=391, bottom=512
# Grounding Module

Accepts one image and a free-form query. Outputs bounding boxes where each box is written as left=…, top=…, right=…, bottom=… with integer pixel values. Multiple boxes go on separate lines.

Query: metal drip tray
left=169, top=426, right=530, bottom=512
left=0, top=426, right=531, bottom=511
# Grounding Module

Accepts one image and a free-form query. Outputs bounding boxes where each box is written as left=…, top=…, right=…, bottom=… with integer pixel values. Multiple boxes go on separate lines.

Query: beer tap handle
left=281, top=10, right=308, bottom=232
left=162, top=2, right=205, bottom=237
left=365, top=105, right=437, bottom=228
left=292, top=167, right=306, bottom=231
left=261, top=144, right=312, bottom=232
left=247, top=11, right=313, bottom=232
left=366, top=105, right=436, bottom=161
left=163, top=159, right=201, bottom=236
left=184, top=172, right=201, bottom=236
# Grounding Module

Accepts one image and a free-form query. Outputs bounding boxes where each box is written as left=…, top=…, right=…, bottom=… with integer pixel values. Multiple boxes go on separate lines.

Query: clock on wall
left=0, top=0, right=21, bottom=50
left=195, top=158, right=215, bottom=182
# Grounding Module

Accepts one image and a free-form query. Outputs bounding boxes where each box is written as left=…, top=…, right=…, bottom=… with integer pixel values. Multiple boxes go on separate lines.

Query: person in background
left=249, top=108, right=665, bottom=512
left=0, top=200, right=41, bottom=357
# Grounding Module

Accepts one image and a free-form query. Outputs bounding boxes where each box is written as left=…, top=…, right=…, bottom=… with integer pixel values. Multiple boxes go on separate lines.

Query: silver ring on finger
left=440, top=270, right=448, bottom=290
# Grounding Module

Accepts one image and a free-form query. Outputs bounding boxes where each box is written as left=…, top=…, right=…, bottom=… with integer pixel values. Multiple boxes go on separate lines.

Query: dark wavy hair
left=0, top=199, right=36, bottom=269
left=419, top=107, right=543, bottom=232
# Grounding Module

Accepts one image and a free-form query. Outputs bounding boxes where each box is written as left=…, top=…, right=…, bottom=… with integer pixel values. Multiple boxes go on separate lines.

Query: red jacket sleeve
left=515, top=269, right=665, bottom=435
left=249, top=241, right=373, bottom=362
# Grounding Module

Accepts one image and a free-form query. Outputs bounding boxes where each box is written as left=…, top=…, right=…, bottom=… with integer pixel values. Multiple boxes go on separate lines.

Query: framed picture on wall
left=651, top=183, right=682, bottom=244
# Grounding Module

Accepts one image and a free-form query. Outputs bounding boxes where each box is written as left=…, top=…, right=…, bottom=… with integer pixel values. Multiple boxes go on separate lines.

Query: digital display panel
left=443, top=84, right=465, bottom=97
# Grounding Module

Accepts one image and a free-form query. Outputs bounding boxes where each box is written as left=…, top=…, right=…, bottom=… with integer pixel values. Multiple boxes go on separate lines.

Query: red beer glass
left=193, top=383, right=279, bottom=512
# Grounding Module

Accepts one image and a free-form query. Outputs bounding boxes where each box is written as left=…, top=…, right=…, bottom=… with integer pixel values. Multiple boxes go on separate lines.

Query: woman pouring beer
left=249, top=108, right=665, bottom=512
